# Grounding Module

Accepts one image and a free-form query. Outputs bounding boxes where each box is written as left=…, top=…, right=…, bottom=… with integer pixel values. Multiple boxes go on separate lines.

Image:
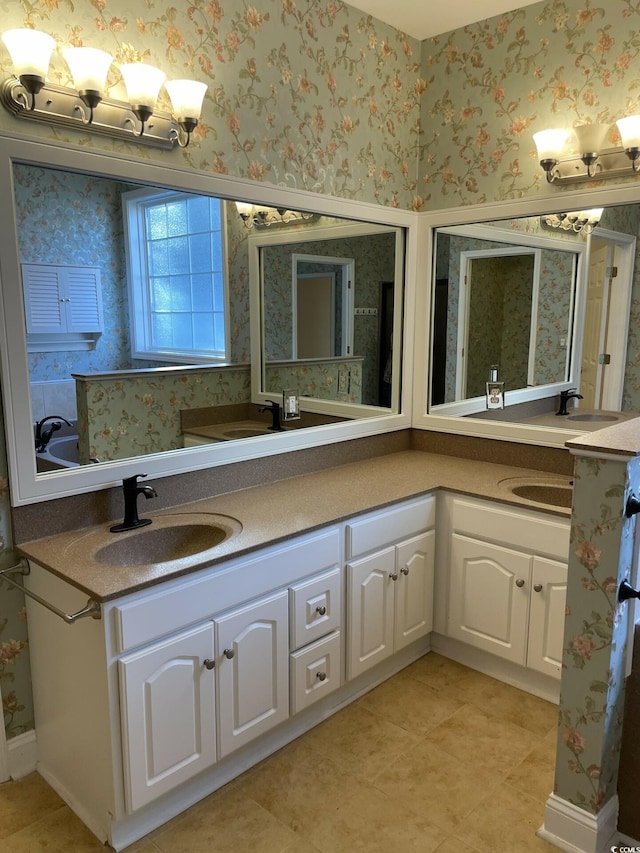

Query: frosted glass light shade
left=572, top=123, right=610, bottom=154
left=165, top=79, right=207, bottom=121
left=533, top=129, right=569, bottom=161
left=120, top=63, right=166, bottom=109
left=616, top=116, right=640, bottom=149
left=2, top=29, right=55, bottom=79
left=63, top=47, right=112, bottom=94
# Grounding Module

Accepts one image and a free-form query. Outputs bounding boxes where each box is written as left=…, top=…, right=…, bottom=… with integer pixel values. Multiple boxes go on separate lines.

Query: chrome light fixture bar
left=533, top=120, right=640, bottom=184
left=540, top=208, right=603, bottom=235
left=1, top=28, right=207, bottom=148
left=235, top=202, right=318, bottom=228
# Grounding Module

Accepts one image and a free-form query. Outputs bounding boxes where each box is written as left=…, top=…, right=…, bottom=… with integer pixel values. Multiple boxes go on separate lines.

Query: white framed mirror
left=0, top=137, right=416, bottom=505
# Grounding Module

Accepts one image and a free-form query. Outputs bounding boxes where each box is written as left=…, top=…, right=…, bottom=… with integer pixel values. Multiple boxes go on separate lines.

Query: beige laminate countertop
left=18, top=450, right=573, bottom=603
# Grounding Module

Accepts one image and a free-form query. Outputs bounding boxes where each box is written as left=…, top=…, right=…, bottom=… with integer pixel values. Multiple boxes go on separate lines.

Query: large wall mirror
left=418, top=196, right=639, bottom=445
left=0, top=138, right=413, bottom=505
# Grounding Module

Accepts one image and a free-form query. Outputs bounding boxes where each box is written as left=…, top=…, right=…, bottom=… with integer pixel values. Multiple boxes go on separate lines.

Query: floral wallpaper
left=555, top=453, right=630, bottom=814
left=264, top=357, right=362, bottom=403
left=76, top=365, right=251, bottom=461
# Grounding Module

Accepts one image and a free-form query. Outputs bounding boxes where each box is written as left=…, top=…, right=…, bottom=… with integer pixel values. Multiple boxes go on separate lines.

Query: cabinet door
left=347, top=547, right=396, bottom=679
left=22, top=264, right=65, bottom=334
left=394, top=530, right=435, bottom=652
left=527, top=556, right=568, bottom=678
left=448, top=534, right=530, bottom=665
left=216, top=590, right=289, bottom=759
left=118, top=621, right=216, bottom=813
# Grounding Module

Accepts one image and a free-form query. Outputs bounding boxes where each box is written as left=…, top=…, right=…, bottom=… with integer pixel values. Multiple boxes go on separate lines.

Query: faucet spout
left=258, top=400, right=284, bottom=431
left=556, top=389, right=584, bottom=416
left=110, top=474, right=157, bottom=533
left=35, top=415, right=73, bottom=453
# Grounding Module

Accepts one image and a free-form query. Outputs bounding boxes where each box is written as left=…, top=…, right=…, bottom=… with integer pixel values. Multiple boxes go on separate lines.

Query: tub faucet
left=35, top=415, right=73, bottom=452
left=557, top=388, right=584, bottom=416
left=259, top=400, right=283, bottom=431
left=110, top=474, right=157, bottom=533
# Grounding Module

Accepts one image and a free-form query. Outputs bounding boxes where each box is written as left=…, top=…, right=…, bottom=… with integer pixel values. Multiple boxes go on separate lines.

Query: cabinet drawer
left=346, top=495, right=435, bottom=559
left=289, top=567, right=341, bottom=650
left=290, top=631, right=342, bottom=713
left=450, top=497, right=569, bottom=560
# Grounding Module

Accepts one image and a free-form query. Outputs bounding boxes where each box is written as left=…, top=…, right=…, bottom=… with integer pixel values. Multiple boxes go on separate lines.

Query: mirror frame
left=0, top=136, right=416, bottom=506
left=413, top=182, right=640, bottom=448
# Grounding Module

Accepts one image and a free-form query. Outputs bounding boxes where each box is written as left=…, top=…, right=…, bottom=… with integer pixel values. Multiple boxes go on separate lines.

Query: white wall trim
left=7, top=730, right=37, bottom=780
left=539, top=793, right=618, bottom=853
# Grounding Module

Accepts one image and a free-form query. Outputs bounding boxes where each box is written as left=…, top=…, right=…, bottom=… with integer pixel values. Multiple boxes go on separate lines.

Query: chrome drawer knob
left=203, top=658, right=215, bottom=670
left=533, top=583, right=543, bottom=592
left=400, top=566, right=409, bottom=576
left=515, top=578, right=525, bottom=588
left=223, top=648, right=235, bottom=659
left=316, top=605, right=327, bottom=616
left=389, top=571, right=398, bottom=581
left=316, top=671, right=327, bottom=681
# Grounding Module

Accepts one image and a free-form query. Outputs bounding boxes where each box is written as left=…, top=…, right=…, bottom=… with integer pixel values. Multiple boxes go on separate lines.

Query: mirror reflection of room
left=429, top=205, right=638, bottom=427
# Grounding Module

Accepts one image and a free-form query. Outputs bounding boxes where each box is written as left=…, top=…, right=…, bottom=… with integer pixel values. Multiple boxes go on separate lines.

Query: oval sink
left=510, top=484, right=573, bottom=508
left=64, top=512, right=242, bottom=568
left=567, top=413, right=618, bottom=422
left=222, top=427, right=272, bottom=439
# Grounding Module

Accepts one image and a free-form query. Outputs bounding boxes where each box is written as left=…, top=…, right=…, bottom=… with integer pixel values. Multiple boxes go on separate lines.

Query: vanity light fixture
left=235, top=202, right=318, bottom=229
left=534, top=119, right=640, bottom=183
left=0, top=28, right=207, bottom=148
left=540, top=208, right=603, bottom=235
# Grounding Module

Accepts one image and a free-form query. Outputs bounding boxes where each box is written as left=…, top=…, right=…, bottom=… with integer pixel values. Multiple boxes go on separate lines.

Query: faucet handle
left=123, top=473, right=148, bottom=488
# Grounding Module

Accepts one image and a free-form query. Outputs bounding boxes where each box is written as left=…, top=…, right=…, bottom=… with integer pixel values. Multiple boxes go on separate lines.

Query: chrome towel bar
left=0, top=560, right=101, bottom=624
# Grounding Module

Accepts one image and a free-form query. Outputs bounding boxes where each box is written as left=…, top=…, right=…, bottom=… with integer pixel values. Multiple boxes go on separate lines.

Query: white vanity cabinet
left=345, top=495, right=436, bottom=679
left=442, top=495, right=570, bottom=679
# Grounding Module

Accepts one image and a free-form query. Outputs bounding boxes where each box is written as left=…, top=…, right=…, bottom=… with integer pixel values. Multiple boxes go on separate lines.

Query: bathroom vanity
left=18, top=450, right=570, bottom=851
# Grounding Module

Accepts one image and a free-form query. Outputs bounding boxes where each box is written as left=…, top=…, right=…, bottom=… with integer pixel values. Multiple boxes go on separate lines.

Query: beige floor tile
left=304, top=782, right=447, bottom=853
left=0, top=804, right=106, bottom=853
left=454, top=781, right=558, bottom=852
left=0, top=772, right=65, bottom=839
left=372, top=738, right=504, bottom=833
left=358, top=671, right=464, bottom=734
left=235, top=739, right=362, bottom=836
left=469, top=679, right=559, bottom=737
left=423, top=704, right=539, bottom=776
left=506, top=735, right=557, bottom=804
left=152, top=784, right=300, bottom=853
left=300, top=701, right=421, bottom=781
left=402, top=653, right=498, bottom=701
left=433, top=837, right=481, bottom=853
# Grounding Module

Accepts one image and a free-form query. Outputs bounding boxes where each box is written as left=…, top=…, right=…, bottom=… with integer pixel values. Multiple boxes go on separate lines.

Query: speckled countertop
left=18, top=450, right=576, bottom=603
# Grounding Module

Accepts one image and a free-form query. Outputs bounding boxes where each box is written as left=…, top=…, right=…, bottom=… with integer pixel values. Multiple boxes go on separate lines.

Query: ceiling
left=346, top=0, right=542, bottom=40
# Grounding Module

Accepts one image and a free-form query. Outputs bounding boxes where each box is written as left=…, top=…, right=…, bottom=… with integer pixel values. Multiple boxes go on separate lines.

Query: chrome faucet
left=557, top=388, right=584, bottom=416
left=110, top=474, right=157, bottom=533
left=258, top=399, right=284, bottom=431
left=35, top=415, right=73, bottom=452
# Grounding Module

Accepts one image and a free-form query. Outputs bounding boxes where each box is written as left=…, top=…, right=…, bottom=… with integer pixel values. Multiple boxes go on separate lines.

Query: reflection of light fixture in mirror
left=0, top=28, right=206, bottom=148
left=235, top=202, right=317, bottom=228
left=62, top=47, right=113, bottom=124
left=1, top=28, right=55, bottom=110
left=533, top=119, right=640, bottom=183
left=541, top=208, right=603, bottom=235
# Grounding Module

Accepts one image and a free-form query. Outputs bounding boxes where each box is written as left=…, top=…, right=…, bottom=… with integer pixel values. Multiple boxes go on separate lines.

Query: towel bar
left=0, top=560, right=101, bottom=624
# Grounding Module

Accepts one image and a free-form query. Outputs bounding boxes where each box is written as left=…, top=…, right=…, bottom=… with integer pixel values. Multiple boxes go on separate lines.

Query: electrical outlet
left=281, top=389, right=300, bottom=420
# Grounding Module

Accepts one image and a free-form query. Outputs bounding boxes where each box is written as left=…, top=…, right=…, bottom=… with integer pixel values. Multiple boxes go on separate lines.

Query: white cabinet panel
left=289, top=567, right=341, bottom=650
left=394, top=530, right=435, bottom=652
left=528, top=557, right=568, bottom=678
left=216, top=590, right=289, bottom=758
left=290, top=631, right=342, bottom=713
left=347, top=547, right=396, bottom=679
left=118, top=621, right=216, bottom=813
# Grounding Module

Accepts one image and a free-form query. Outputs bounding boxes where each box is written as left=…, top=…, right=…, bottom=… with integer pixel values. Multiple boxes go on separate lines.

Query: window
left=123, top=189, right=229, bottom=363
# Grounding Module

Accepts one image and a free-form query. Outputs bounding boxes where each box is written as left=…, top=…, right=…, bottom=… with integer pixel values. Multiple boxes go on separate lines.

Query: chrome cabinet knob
left=316, top=671, right=327, bottom=681
left=315, top=605, right=327, bottom=616
left=515, top=578, right=525, bottom=588
left=400, top=566, right=409, bottom=576
left=533, top=583, right=543, bottom=592
left=203, top=658, right=215, bottom=670
left=389, top=571, right=398, bottom=581
left=223, top=648, right=235, bottom=659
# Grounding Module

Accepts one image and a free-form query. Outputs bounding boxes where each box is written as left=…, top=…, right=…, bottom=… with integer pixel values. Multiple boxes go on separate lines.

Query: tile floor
left=0, top=654, right=561, bottom=852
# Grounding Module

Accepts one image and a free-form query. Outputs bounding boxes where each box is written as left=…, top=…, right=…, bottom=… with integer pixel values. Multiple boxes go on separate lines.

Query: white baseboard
left=539, top=793, right=618, bottom=853
left=7, top=730, right=37, bottom=780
